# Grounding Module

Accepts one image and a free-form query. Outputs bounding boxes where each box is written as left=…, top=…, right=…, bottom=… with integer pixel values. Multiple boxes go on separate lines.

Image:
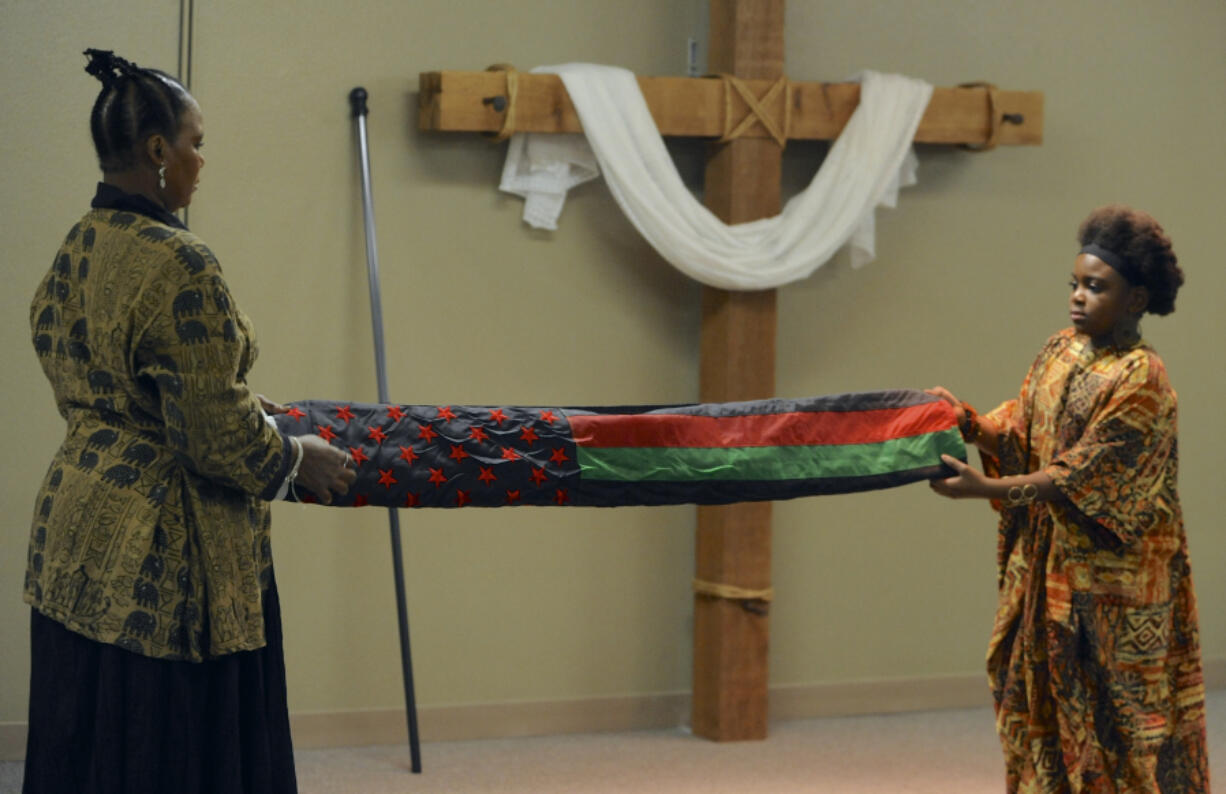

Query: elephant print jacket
left=26, top=185, right=291, bottom=661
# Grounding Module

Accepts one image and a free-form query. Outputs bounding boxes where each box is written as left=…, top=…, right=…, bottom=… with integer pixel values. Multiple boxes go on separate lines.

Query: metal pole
left=349, top=86, right=423, bottom=774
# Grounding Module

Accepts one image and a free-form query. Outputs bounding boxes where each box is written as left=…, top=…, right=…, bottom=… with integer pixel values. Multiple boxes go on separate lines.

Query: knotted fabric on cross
left=273, top=390, right=964, bottom=509
left=499, top=64, right=934, bottom=290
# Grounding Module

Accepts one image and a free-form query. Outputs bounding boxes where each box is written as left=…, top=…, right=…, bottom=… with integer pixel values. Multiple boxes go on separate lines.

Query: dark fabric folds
left=273, top=389, right=965, bottom=509
left=22, top=576, right=296, bottom=794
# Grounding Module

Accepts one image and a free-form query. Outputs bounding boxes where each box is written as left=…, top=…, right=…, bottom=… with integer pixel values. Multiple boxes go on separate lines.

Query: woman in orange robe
left=929, top=206, right=1208, bottom=792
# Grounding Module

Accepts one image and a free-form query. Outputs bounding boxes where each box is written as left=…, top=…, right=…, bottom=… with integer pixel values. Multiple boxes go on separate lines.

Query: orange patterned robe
left=979, top=328, right=1208, bottom=793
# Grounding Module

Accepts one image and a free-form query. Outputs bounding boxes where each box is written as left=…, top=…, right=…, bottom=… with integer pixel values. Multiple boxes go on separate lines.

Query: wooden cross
left=418, top=0, right=1042, bottom=742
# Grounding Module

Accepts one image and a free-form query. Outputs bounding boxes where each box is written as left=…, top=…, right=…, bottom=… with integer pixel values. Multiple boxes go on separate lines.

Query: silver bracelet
left=285, top=436, right=304, bottom=500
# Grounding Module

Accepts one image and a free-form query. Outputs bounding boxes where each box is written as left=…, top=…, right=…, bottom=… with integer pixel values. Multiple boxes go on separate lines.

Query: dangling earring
left=158, top=164, right=167, bottom=189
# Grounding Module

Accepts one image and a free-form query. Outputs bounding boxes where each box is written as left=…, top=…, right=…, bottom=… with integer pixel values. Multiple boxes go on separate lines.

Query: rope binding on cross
left=484, top=63, right=520, bottom=141
left=692, top=578, right=774, bottom=615
left=957, top=81, right=1002, bottom=151
left=711, top=73, right=792, bottom=148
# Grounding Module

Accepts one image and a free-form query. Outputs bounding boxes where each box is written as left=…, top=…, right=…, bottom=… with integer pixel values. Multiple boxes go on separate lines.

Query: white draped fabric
left=500, top=64, right=933, bottom=291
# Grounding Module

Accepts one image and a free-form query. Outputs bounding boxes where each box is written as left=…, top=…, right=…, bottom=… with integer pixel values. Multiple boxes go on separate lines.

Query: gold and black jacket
left=27, top=185, right=290, bottom=661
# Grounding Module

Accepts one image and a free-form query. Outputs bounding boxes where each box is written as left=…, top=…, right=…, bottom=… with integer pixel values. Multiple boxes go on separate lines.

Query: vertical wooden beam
left=692, top=0, right=784, bottom=742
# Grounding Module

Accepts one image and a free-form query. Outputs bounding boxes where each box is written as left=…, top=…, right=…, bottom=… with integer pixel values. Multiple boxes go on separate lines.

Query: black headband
left=1080, top=243, right=1140, bottom=285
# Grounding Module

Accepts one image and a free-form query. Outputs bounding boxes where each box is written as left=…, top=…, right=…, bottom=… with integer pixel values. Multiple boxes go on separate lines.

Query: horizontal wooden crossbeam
left=418, top=70, right=1044, bottom=146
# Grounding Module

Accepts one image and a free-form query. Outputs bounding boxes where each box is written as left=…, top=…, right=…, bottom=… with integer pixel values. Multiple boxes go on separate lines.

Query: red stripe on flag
left=568, top=401, right=956, bottom=449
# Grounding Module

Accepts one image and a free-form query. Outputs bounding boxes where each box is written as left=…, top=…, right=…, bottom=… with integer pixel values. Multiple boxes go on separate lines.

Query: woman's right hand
left=925, top=386, right=965, bottom=426
left=293, top=434, right=357, bottom=505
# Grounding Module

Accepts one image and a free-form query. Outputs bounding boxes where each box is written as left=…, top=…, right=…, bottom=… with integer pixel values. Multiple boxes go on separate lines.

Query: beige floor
left=4, top=690, right=1222, bottom=792
left=295, top=707, right=1003, bottom=793
left=291, top=692, right=1225, bottom=793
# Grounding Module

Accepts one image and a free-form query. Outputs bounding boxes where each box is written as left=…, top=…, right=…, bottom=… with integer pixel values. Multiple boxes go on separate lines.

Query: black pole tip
left=349, top=87, right=369, bottom=118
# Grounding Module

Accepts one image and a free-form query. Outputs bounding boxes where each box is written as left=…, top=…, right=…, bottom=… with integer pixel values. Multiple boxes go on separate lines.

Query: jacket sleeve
left=979, top=396, right=1023, bottom=478
left=1043, top=353, right=1176, bottom=547
left=132, top=235, right=290, bottom=500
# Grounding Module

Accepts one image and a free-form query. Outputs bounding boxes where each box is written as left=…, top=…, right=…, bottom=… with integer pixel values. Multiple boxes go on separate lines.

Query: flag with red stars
left=273, top=390, right=965, bottom=508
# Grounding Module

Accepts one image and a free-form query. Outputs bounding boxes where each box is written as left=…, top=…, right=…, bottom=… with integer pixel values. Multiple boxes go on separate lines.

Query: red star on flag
left=540, top=410, right=557, bottom=424
left=554, top=489, right=569, bottom=505
left=489, top=408, right=507, bottom=425
left=367, top=425, right=388, bottom=444
left=286, top=406, right=305, bottom=421
left=398, top=446, right=419, bottom=464
left=317, top=424, right=337, bottom=443
left=456, top=490, right=471, bottom=507
left=449, top=445, right=470, bottom=462
left=377, top=469, right=397, bottom=489
left=428, top=468, right=446, bottom=487
left=349, top=446, right=369, bottom=466
left=418, top=425, right=438, bottom=443
left=438, top=406, right=456, bottom=422
left=506, top=489, right=521, bottom=504
left=478, top=467, right=496, bottom=485
left=530, top=467, right=548, bottom=486
left=550, top=447, right=570, bottom=465
left=501, top=447, right=520, bottom=460
left=387, top=405, right=406, bottom=422
left=404, top=492, right=420, bottom=507
left=520, top=426, right=539, bottom=445
left=469, top=426, right=489, bottom=443
left=335, top=405, right=355, bottom=424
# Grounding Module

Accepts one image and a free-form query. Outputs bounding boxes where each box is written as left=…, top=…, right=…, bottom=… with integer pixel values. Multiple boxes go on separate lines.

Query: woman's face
left=1068, top=253, right=1143, bottom=344
left=161, top=98, right=204, bottom=212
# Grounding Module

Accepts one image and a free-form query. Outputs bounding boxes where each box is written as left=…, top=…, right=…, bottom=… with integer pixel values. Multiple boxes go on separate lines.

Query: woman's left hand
left=929, top=454, right=991, bottom=499
left=257, top=394, right=289, bottom=415
left=924, top=386, right=965, bottom=426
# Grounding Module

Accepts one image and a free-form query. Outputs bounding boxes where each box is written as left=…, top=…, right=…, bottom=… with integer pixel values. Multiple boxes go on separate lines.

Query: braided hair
left=83, top=49, right=191, bottom=172
left=1077, top=205, right=1184, bottom=316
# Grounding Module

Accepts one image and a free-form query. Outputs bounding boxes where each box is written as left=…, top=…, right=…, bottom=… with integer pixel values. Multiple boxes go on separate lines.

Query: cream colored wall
left=0, top=0, right=185, bottom=724
left=2, top=0, right=1223, bottom=738
left=771, top=1, right=1226, bottom=685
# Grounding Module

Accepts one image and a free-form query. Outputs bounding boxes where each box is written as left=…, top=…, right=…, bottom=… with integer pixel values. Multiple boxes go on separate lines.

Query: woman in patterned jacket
left=22, top=49, right=355, bottom=793
left=928, top=206, right=1208, bottom=792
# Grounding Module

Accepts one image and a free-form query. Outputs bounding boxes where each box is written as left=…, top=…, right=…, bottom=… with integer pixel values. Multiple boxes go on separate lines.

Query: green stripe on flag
left=576, top=429, right=965, bottom=482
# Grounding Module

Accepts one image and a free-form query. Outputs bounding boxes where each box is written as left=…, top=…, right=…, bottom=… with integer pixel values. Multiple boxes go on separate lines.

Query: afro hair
left=1077, top=205, right=1183, bottom=316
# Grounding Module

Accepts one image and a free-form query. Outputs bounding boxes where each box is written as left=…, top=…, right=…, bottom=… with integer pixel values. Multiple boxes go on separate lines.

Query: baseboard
left=0, top=724, right=21, bottom=763
left=4, top=657, right=1224, bottom=759
left=290, top=691, right=693, bottom=748
left=768, top=672, right=994, bottom=722
left=286, top=675, right=990, bottom=750
left=289, top=656, right=1226, bottom=749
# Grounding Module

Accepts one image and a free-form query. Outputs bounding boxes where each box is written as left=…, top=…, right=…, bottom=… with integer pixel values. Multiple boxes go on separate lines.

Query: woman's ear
left=1129, top=285, right=1150, bottom=315
left=144, top=134, right=167, bottom=167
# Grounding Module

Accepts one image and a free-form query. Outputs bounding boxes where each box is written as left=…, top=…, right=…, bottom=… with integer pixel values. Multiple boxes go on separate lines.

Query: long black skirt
left=22, top=577, right=297, bottom=794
